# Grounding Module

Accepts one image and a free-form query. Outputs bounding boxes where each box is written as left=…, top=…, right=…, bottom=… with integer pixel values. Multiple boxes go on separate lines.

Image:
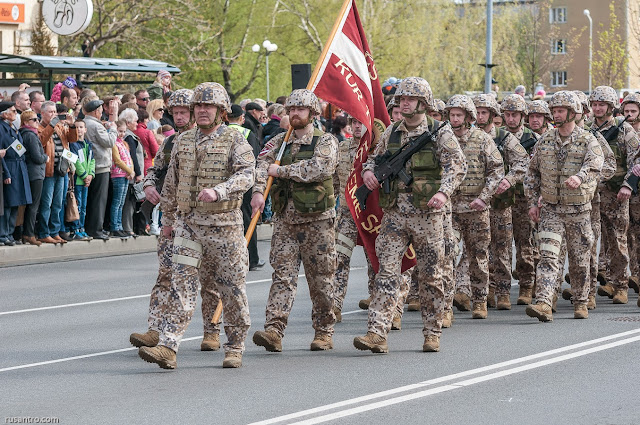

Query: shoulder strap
left=389, top=121, right=403, bottom=146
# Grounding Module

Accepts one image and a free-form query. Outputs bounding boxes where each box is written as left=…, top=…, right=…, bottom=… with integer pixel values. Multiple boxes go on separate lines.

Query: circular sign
left=42, top=0, right=93, bottom=36
left=11, top=5, right=19, bottom=21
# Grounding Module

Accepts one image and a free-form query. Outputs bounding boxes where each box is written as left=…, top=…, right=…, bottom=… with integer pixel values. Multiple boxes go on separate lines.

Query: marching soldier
left=502, top=94, right=540, bottom=304
left=129, top=89, right=225, bottom=352
left=527, top=100, right=553, bottom=136
left=138, top=82, right=254, bottom=369
left=429, top=99, right=446, bottom=122
left=590, top=86, right=640, bottom=304
left=355, top=77, right=466, bottom=353
left=473, top=94, right=528, bottom=310
left=525, top=91, right=603, bottom=322
left=251, top=89, right=339, bottom=352
left=446, top=95, right=504, bottom=319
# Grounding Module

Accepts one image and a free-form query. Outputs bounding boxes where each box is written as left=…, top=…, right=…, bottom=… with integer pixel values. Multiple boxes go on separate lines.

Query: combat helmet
left=191, top=82, right=231, bottom=113
left=527, top=100, right=552, bottom=121
left=394, top=77, right=435, bottom=114
left=548, top=91, right=582, bottom=126
left=386, top=96, right=399, bottom=114
left=501, top=94, right=528, bottom=114
left=572, top=91, right=591, bottom=114
left=621, top=92, right=640, bottom=123
left=285, top=89, right=321, bottom=115
left=433, top=99, right=446, bottom=115
left=473, top=93, right=501, bottom=117
left=167, top=89, right=193, bottom=112
left=445, top=94, right=477, bottom=122
left=589, top=86, right=620, bottom=110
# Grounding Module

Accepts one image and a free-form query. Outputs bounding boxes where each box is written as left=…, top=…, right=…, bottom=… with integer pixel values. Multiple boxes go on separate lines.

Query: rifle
left=520, top=134, right=538, bottom=152
left=589, top=119, right=610, bottom=138
left=600, top=115, right=630, bottom=143
left=355, top=122, right=447, bottom=210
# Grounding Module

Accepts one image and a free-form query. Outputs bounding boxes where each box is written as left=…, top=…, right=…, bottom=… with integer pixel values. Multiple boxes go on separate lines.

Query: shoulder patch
left=318, top=143, right=332, bottom=157
left=590, top=144, right=603, bottom=157
left=443, top=137, right=458, bottom=150
left=491, top=149, right=503, bottom=161
left=627, top=134, right=640, bottom=150
left=241, top=150, right=255, bottom=163
left=514, top=143, right=527, bottom=155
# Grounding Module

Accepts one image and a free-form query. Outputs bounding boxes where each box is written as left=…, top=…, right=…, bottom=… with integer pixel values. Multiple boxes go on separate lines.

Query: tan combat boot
left=334, top=307, right=342, bottom=323
left=253, top=330, right=282, bottom=352
left=551, top=294, right=558, bottom=313
left=391, top=314, right=402, bottom=330
left=487, top=287, right=497, bottom=309
left=562, top=288, right=573, bottom=301
left=222, top=351, right=242, bottom=368
left=453, top=292, right=471, bottom=311
left=130, top=330, right=159, bottom=348
left=407, top=297, right=420, bottom=311
left=517, top=286, right=533, bottom=305
left=442, top=310, right=453, bottom=328
left=496, top=295, right=511, bottom=310
left=629, top=276, right=640, bottom=294
left=359, top=297, right=371, bottom=310
left=423, top=335, right=440, bottom=352
left=612, top=289, right=628, bottom=304
left=201, top=333, right=221, bottom=351
left=353, top=332, right=388, bottom=353
left=574, top=303, right=588, bottom=319
left=472, top=302, right=488, bottom=319
left=525, top=302, right=553, bottom=322
left=310, top=333, right=333, bottom=351
left=138, top=345, right=177, bottom=369
left=597, top=283, right=615, bottom=299
left=587, top=295, right=597, bottom=310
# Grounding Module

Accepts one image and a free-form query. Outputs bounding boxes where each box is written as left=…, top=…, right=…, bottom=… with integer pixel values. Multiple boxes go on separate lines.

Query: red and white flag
left=311, top=0, right=416, bottom=273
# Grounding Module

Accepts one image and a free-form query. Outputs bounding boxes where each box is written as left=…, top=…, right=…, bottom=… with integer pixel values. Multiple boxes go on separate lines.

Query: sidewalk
left=0, top=224, right=273, bottom=268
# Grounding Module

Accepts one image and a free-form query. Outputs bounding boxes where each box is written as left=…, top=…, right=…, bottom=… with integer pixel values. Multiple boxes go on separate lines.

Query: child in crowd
left=110, top=120, right=135, bottom=239
left=69, top=120, right=95, bottom=240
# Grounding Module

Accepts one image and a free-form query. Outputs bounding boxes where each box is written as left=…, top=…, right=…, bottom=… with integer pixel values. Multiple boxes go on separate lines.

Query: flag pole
left=212, top=0, right=353, bottom=325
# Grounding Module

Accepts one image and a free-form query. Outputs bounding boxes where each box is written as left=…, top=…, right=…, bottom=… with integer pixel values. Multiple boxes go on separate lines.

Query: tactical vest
left=538, top=132, right=597, bottom=205
left=514, top=127, right=537, bottom=196
left=491, top=128, right=516, bottom=209
left=175, top=127, right=242, bottom=213
left=228, top=123, right=252, bottom=139
left=457, top=129, right=487, bottom=196
left=378, top=117, right=442, bottom=210
left=271, top=129, right=336, bottom=215
left=604, top=117, right=627, bottom=192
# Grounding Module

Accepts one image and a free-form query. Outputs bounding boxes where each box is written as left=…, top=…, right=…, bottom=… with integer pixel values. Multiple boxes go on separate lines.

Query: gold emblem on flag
left=372, top=118, right=386, bottom=151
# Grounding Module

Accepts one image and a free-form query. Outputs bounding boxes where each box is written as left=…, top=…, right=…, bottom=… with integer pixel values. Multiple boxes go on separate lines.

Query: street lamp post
left=584, top=9, right=592, bottom=94
left=252, top=40, right=278, bottom=101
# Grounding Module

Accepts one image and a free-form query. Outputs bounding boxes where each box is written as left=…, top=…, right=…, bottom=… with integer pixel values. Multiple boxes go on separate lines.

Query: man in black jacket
left=243, top=102, right=264, bottom=143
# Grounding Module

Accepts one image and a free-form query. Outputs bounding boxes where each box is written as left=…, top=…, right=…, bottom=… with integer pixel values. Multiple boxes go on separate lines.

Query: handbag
left=64, top=179, right=80, bottom=222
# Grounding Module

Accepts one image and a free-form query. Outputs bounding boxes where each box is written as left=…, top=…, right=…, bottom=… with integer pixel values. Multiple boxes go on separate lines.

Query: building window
left=551, top=71, right=568, bottom=87
left=551, top=39, right=566, bottom=54
left=550, top=7, right=567, bottom=23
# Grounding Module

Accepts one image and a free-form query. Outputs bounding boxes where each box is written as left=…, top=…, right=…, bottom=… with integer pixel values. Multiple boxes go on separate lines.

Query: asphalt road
left=2, top=241, right=640, bottom=425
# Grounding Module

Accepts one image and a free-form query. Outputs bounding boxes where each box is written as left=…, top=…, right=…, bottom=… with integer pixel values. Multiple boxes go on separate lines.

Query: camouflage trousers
left=535, top=208, right=593, bottom=306
left=442, top=211, right=457, bottom=311
left=264, top=218, right=336, bottom=337
left=148, top=233, right=220, bottom=335
left=627, top=198, right=640, bottom=278
left=513, top=193, right=538, bottom=288
left=453, top=210, right=491, bottom=303
left=554, top=200, right=601, bottom=297
left=369, top=209, right=445, bottom=337
left=333, top=205, right=376, bottom=312
left=158, top=219, right=250, bottom=353
left=489, top=207, right=513, bottom=295
left=395, top=267, right=415, bottom=317
left=599, top=187, right=630, bottom=290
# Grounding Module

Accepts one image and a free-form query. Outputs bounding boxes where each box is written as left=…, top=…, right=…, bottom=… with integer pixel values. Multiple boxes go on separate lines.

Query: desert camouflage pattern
left=621, top=93, right=640, bottom=118
left=158, top=221, right=250, bottom=353
left=528, top=100, right=553, bottom=121
left=501, top=94, right=528, bottom=113
left=489, top=207, right=513, bottom=295
left=548, top=91, right=582, bottom=115
left=167, top=88, right=194, bottom=111
left=628, top=196, right=640, bottom=279
left=445, top=95, right=477, bottom=121
left=442, top=209, right=457, bottom=311
left=263, top=218, right=337, bottom=337
left=285, top=89, right=322, bottom=115
left=255, top=130, right=339, bottom=224
left=191, top=82, right=231, bottom=112
left=433, top=99, right=446, bottom=114
left=473, top=94, right=501, bottom=116
left=393, top=76, right=436, bottom=110
left=453, top=209, right=491, bottom=303
left=589, top=85, right=620, bottom=109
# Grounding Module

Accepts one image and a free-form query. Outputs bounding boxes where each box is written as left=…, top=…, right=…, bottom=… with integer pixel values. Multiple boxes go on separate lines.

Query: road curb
left=0, top=224, right=273, bottom=267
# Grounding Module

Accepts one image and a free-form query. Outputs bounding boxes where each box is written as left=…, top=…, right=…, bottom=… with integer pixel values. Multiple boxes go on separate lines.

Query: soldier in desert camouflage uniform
left=354, top=77, right=466, bottom=353
left=473, top=93, right=528, bottom=310
left=590, top=86, right=640, bottom=305
left=429, top=99, right=446, bottom=122
left=129, top=89, right=225, bottom=352
left=502, top=94, right=540, bottom=305
left=446, top=95, right=504, bottom=320
left=527, top=100, right=553, bottom=137
left=251, top=89, right=339, bottom=352
left=525, top=91, right=603, bottom=322
left=138, top=82, right=254, bottom=369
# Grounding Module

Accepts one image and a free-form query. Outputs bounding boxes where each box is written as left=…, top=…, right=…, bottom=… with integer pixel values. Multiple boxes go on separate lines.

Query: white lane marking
left=0, top=336, right=201, bottom=373
left=289, top=335, right=640, bottom=425
left=341, top=310, right=366, bottom=316
left=0, top=268, right=365, bottom=316
left=248, top=328, right=640, bottom=425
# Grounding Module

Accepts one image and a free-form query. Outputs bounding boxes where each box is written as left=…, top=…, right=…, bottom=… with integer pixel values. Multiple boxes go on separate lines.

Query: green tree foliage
left=593, top=3, right=628, bottom=88
left=31, top=3, right=56, bottom=56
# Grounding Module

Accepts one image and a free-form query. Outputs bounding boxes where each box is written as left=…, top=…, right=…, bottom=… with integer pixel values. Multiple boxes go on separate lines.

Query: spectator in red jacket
left=133, top=109, right=158, bottom=175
